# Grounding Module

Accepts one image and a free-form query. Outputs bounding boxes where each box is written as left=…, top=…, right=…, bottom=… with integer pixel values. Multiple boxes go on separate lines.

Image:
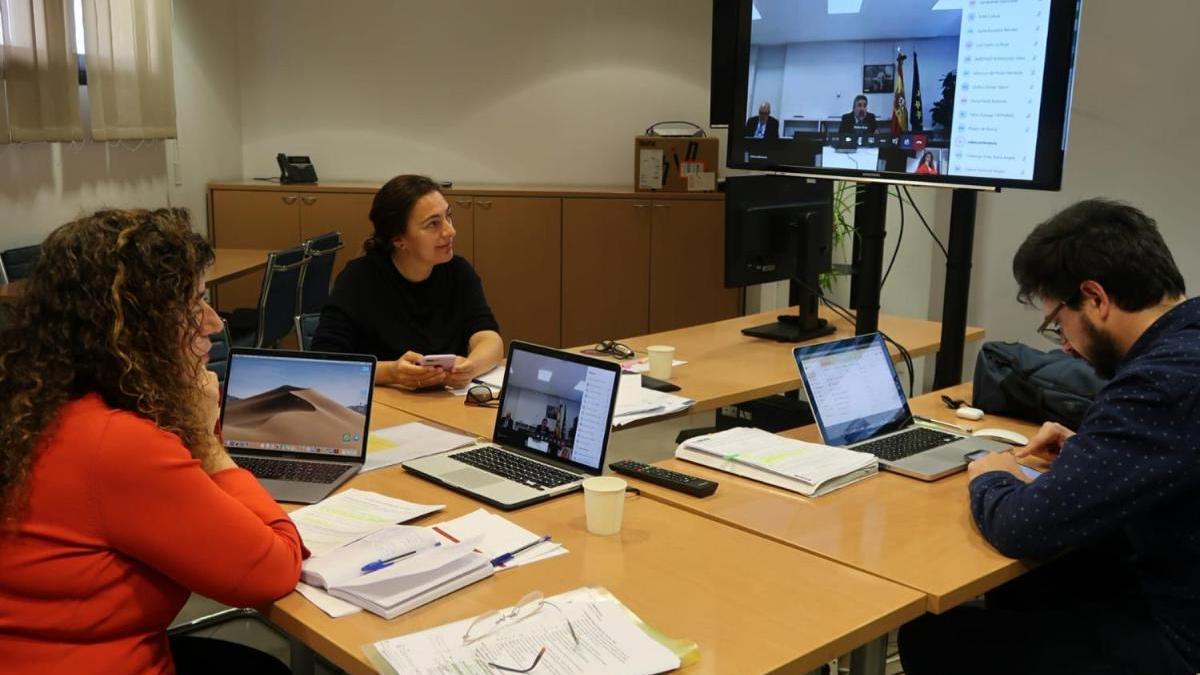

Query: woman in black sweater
left=311, top=175, right=503, bottom=389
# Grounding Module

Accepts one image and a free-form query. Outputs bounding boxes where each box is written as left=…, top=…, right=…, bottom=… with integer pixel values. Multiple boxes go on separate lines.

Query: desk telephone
left=277, top=153, right=318, bottom=184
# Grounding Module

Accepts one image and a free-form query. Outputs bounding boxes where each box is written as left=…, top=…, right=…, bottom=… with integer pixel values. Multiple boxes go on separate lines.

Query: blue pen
left=490, top=535, right=552, bottom=567
left=361, top=542, right=439, bottom=573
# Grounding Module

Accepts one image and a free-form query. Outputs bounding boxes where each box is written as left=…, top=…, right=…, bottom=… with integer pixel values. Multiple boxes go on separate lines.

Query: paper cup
left=583, top=476, right=627, bottom=535
left=646, top=345, right=676, bottom=380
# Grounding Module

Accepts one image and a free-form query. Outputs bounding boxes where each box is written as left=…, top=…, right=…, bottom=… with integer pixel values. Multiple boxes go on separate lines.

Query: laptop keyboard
left=450, top=446, right=581, bottom=488
left=234, top=456, right=350, bottom=484
left=854, top=427, right=961, bottom=462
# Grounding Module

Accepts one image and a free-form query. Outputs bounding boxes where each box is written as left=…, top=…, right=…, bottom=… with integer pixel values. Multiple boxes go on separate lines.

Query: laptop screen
left=794, top=334, right=911, bottom=446
left=493, top=345, right=619, bottom=473
left=221, top=351, right=375, bottom=458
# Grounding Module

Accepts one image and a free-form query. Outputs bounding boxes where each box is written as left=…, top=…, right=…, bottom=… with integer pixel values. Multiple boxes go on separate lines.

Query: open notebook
left=301, top=525, right=491, bottom=619
left=675, top=426, right=878, bottom=497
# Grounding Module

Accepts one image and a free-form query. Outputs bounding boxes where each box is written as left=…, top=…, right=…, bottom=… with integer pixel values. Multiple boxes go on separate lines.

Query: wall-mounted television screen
left=728, top=0, right=1082, bottom=190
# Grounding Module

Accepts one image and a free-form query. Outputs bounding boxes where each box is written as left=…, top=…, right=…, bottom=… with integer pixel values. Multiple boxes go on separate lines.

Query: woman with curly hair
left=0, top=209, right=304, bottom=674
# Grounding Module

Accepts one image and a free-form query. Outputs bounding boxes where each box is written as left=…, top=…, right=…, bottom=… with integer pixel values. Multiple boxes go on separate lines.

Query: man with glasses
left=900, top=199, right=1198, bottom=674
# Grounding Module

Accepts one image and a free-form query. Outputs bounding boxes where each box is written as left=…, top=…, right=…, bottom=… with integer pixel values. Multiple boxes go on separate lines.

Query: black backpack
left=972, top=341, right=1109, bottom=429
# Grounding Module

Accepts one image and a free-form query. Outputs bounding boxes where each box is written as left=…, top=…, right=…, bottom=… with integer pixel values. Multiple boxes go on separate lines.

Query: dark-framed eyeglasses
left=1037, top=297, right=1076, bottom=344
left=465, top=385, right=499, bottom=407
left=462, top=590, right=579, bottom=672
left=582, top=339, right=636, bottom=360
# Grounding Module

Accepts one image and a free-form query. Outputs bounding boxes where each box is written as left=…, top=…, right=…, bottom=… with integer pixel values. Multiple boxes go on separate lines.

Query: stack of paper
left=290, top=489, right=445, bottom=557
left=613, top=373, right=695, bottom=427
left=295, top=507, right=567, bottom=618
left=434, top=508, right=566, bottom=570
left=448, top=364, right=505, bottom=396
left=301, top=525, right=493, bottom=619
left=364, top=422, right=477, bottom=473
left=676, top=427, right=877, bottom=497
left=366, top=587, right=690, bottom=675
left=620, top=357, right=687, bottom=374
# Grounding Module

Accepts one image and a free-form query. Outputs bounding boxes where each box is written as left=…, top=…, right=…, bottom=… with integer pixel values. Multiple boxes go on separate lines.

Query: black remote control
left=609, top=460, right=718, bottom=497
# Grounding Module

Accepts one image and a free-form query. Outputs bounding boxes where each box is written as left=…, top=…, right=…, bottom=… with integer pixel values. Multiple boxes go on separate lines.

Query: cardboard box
left=633, top=135, right=719, bottom=192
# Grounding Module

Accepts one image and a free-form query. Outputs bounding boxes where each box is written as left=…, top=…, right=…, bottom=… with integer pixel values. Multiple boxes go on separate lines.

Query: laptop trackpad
left=444, top=468, right=501, bottom=490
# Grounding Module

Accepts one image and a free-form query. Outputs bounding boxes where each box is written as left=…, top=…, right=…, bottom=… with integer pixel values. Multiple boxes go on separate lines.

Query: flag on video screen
left=910, top=52, right=924, bottom=132
left=892, top=51, right=909, bottom=135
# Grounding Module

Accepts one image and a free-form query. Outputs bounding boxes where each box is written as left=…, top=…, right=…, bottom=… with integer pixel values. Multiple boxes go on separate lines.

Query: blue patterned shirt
left=970, top=296, right=1200, bottom=667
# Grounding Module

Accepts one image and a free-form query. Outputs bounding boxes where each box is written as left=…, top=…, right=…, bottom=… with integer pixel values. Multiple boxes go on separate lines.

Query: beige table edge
left=264, top=404, right=928, bottom=675
left=636, top=384, right=1038, bottom=614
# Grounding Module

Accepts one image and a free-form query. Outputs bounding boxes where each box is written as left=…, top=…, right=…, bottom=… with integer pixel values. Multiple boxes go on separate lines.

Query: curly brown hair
left=0, top=208, right=215, bottom=521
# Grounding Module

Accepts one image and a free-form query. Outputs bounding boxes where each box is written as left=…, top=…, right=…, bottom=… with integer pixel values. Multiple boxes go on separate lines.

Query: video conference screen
left=727, top=0, right=1081, bottom=190
left=494, top=349, right=617, bottom=472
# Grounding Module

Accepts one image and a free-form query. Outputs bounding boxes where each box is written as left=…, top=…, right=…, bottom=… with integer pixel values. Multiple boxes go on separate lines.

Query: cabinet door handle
left=282, top=195, right=298, bottom=205
left=477, top=200, right=493, bottom=208
left=632, top=203, right=650, bottom=209
left=653, top=203, right=670, bottom=209
left=454, top=199, right=473, bottom=208
left=301, top=196, right=317, bottom=206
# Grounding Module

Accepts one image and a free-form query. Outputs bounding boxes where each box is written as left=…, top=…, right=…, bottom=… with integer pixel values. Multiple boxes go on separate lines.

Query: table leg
left=289, top=635, right=315, bottom=675
left=848, top=635, right=887, bottom=675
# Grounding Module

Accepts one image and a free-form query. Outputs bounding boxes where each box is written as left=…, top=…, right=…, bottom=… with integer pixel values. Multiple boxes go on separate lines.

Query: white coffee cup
left=646, top=345, right=675, bottom=380
left=582, top=476, right=627, bottom=535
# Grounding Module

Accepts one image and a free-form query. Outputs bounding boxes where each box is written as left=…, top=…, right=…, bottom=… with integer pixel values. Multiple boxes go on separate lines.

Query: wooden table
left=373, top=306, right=986, bottom=439
left=268, top=404, right=927, bottom=675
left=204, top=248, right=271, bottom=285
left=627, top=385, right=1041, bottom=613
left=0, top=248, right=270, bottom=302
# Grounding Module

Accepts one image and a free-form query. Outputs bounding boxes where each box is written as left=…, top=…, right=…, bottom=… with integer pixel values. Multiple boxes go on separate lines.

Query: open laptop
left=220, top=348, right=376, bottom=503
left=793, top=334, right=1008, bottom=481
left=404, top=341, right=621, bottom=510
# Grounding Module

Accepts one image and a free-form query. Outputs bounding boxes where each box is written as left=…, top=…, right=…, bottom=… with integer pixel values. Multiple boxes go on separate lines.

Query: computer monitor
left=728, top=0, right=1082, bottom=190
left=724, top=174, right=836, bottom=342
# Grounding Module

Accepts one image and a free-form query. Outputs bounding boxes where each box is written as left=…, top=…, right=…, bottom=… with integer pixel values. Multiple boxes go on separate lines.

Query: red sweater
left=0, top=394, right=305, bottom=674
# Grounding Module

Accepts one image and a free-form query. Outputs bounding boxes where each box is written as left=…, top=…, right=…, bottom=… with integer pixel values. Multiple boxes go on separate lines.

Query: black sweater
left=311, top=251, right=499, bottom=360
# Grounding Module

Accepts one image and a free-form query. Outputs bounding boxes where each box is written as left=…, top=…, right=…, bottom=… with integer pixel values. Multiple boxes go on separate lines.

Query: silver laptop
left=220, top=348, right=376, bottom=503
left=793, top=334, right=1007, bottom=481
left=404, top=341, right=621, bottom=510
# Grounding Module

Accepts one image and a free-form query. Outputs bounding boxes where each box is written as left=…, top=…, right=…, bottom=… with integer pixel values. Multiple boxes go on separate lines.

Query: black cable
left=789, top=274, right=916, bottom=396
left=901, top=185, right=948, bottom=259
left=881, top=186, right=905, bottom=289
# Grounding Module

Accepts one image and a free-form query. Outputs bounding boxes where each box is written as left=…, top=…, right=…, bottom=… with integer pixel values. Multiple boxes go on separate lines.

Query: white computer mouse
left=972, top=427, right=1030, bottom=446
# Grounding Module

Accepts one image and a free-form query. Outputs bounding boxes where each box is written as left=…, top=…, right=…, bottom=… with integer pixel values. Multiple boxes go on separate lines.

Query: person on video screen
left=839, top=95, right=878, bottom=135
left=745, top=101, right=780, bottom=139
left=916, top=151, right=939, bottom=175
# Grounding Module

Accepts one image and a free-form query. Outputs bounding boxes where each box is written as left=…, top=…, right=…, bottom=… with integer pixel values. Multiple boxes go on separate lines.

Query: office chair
left=294, top=313, right=322, bottom=352
left=206, top=319, right=232, bottom=386
left=225, top=245, right=308, bottom=348
left=297, top=232, right=343, bottom=315
left=0, top=244, right=41, bottom=281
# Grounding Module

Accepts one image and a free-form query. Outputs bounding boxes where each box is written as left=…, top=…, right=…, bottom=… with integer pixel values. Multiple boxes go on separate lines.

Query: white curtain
left=0, top=0, right=84, bottom=143
left=81, top=0, right=175, bottom=140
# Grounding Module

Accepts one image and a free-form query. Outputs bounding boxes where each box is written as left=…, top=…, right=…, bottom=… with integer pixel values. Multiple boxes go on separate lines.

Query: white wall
left=169, top=0, right=243, bottom=233
left=0, top=0, right=241, bottom=249
left=954, top=1, right=1200, bottom=379
left=234, top=0, right=724, bottom=185
left=0, top=136, right=171, bottom=251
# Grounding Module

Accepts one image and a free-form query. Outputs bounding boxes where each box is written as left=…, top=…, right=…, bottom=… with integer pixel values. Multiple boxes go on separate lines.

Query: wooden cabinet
left=207, top=182, right=737, bottom=349
left=297, top=192, right=374, bottom=288
left=472, top=197, right=562, bottom=347
left=447, top=195, right=475, bottom=264
left=209, top=189, right=372, bottom=312
left=649, top=200, right=741, bottom=332
left=562, top=198, right=651, bottom=346
left=210, top=190, right=303, bottom=311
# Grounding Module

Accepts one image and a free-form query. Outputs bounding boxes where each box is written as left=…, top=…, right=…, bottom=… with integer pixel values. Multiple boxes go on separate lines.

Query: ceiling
left=751, top=0, right=963, bottom=45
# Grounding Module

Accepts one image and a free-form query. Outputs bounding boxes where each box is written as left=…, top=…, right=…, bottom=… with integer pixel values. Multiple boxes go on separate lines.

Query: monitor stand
left=742, top=311, right=836, bottom=342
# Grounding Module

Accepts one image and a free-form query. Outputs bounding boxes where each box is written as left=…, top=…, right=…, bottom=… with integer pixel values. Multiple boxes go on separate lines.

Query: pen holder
left=583, top=476, right=627, bottom=535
